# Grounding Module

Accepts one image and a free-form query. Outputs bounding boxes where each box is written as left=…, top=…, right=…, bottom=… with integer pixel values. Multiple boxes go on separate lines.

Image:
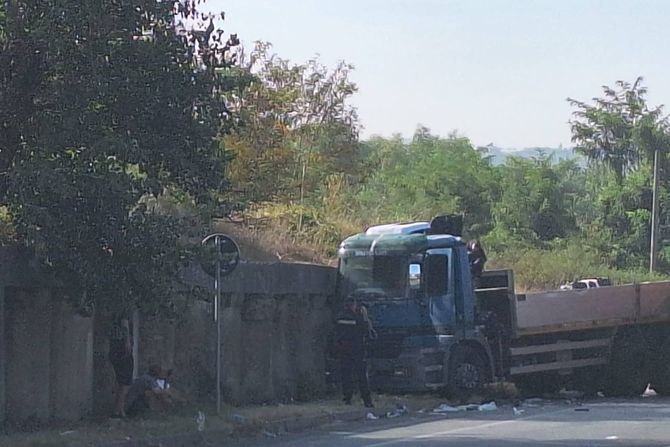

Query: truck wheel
left=650, top=338, right=670, bottom=395
left=447, top=346, right=489, bottom=400
left=603, top=331, right=649, bottom=397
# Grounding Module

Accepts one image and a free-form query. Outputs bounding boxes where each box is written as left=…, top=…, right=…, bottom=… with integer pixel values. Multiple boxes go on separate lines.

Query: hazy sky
left=205, top=0, right=670, bottom=148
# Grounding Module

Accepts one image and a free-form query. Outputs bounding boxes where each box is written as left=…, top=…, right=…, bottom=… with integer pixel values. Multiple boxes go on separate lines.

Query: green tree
left=491, top=155, right=577, bottom=245
left=1, top=1, right=243, bottom=314
left=568, top=77, right=669, bottom=181
left=351, top=128, right=499, bottom=236
left=568, top=78, right=670, bottom=270
left=224, top=42, right=360, bottom=215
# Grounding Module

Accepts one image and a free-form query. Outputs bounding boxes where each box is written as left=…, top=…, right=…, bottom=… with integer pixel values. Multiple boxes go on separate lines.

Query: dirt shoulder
left=0, top=394, right=448, bottom=447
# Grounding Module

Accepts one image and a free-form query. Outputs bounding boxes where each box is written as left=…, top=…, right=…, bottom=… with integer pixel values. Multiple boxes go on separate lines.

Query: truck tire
left=603, top=331, right=649, bottom=397
left=650, top=337, right=670, bottom=395
left=447, top=346, right=489, bottom=401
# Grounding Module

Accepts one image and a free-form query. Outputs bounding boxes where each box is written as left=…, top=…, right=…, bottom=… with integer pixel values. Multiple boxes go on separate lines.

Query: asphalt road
left=230, top=396, right=670, bottom=447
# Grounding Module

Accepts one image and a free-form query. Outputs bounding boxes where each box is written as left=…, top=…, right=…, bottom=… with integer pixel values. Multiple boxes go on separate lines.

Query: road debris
left=513, top=407, right=525, bottom=416
left=477, top=401, right=497, bottom=411
left=196, top=411, right=206, bottom=432
left=366, top=412, right=379, bottom=420
left=521, top=398, right=546, bottom=407
left=386, top=405, right=408, bottom=418
left=432, top=402, right=497, bottom=414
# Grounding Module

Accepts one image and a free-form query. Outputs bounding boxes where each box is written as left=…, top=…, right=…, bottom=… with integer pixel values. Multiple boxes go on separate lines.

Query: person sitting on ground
left=125, top=365, right=182, bottom=417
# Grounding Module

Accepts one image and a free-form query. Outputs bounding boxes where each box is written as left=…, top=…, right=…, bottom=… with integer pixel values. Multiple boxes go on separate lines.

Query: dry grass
left=211, top=219, right=335, bottom=265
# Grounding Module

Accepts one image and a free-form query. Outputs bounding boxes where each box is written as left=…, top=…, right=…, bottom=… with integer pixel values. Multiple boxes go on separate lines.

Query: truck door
left=423, top=249, right=456, bottom=335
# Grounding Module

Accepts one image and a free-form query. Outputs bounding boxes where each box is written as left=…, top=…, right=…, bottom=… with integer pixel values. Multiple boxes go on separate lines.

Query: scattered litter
left=386, top=405, right=408, bottom=418
left=478, top=401, right=497, bottom=412
left=262, top=430, right=278, bottom=438
left=522, top=398, right=546, bottom=407
left=59, top=430, right=77, bottom=436
left=512, top=407, right=525, bottom=416
left=366, top=412, right=378, bottom=420
left=432, top=404, right=461, bottom=413
left=196, top=411, right=206, bottom=432
left=597, top=391, right=605, bottom=398
left=229, top=413, right=245, bottom=424
left=432, top=403, right=486, bottom=414
left=574, top=408, right=590, bottom=412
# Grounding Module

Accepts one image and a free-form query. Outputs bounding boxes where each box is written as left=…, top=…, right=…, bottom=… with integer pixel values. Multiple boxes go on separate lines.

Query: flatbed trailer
left=337, top=220, right=670, bottom=397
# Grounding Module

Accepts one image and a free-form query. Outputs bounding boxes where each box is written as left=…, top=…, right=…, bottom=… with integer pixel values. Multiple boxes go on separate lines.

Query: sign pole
left=215, top=235, right=222, bottom=415
left=201, top=233, right=239, bottom=416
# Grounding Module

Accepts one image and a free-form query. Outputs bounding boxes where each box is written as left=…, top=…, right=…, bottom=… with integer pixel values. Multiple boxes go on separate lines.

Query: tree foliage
left=224, top=42, right=360, bottom=210
left=1, top=1, right=243, bottom=313
left=568, top=77, right=670, bottom=181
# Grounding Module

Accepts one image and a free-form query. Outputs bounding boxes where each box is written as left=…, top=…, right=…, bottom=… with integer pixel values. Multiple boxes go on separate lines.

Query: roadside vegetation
left=2, top=0, right=670, bottom=314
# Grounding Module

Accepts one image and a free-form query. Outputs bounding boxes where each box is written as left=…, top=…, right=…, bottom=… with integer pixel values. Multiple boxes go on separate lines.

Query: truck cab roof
left=339, top=231, right=464, bottom=256
left=365, top=222, right=431, bottom=235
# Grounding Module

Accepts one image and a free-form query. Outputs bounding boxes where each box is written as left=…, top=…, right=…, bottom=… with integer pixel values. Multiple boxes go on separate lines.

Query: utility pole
left=650, top=149, right=660, bottom=273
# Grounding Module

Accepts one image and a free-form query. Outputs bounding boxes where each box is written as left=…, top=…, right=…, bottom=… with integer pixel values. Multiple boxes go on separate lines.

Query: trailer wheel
left=447, top=346, right=489, bottom=400
left=603, top=331, right=649, bottom=397
left=650, top=338, right=670, bottom=395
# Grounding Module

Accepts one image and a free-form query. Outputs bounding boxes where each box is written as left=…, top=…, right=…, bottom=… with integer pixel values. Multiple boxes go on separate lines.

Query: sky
left=204, top=0, right=670, bottom=149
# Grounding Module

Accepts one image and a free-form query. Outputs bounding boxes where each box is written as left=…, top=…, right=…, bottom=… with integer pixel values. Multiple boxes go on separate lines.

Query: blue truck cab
left=336, top=217, right=500, bottom=397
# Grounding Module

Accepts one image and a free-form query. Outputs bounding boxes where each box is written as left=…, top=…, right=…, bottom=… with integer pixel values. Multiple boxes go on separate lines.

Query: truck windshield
left=339, top=255, right=408, bottom=299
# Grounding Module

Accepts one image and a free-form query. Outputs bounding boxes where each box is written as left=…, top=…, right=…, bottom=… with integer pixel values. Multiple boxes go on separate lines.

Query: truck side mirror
left=409, top=263, right=422, bottom=289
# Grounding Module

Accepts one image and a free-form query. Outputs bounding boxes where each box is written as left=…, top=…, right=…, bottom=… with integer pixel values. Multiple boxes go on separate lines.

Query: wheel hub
left=455, top=362, right=481, bottom=390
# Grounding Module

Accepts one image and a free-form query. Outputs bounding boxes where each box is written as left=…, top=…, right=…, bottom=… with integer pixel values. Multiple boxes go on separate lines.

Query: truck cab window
left=425, top=254, right=449, bottom=296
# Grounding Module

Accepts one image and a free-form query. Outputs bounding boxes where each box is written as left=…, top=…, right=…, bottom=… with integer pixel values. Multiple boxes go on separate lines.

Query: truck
left=336, top=216, right=670, bottom=398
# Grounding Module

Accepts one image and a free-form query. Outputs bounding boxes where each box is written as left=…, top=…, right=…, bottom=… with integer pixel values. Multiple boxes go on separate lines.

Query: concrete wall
left=0, top=286, right=5, bottom=429
left=0, top=248, right=94, bottom=430
left=3, top=287, right=93, bottom=429
left=0, top=251, right=337, bottom=427
left=139, top=262, right=337, bottom=405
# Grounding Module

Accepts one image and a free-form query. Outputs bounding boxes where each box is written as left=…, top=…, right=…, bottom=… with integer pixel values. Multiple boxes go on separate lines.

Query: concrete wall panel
left=5, top=288, right=52, bottom=428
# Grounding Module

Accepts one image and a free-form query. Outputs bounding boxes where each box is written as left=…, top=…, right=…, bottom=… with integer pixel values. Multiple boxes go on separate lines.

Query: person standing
left=468, top=239, right=487, bottom=289
left=109, top=310, right=133, bottom=418
left=336, top=297, right=374, bottom=408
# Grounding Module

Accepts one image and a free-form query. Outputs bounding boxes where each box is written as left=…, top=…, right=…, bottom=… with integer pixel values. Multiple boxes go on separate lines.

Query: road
left=230, top=396, right=670, bottom=447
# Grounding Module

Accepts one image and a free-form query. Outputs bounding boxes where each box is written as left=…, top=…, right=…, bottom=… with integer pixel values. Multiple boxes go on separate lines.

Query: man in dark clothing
left=109, top=312, right=133, bottom=418
left=336, top=297, right=374, bottom=408
left=468, top=239, right=487, bottom=289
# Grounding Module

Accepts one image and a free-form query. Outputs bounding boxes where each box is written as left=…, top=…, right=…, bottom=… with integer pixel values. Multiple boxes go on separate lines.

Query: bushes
left=488, top=241, right=664, bottom=292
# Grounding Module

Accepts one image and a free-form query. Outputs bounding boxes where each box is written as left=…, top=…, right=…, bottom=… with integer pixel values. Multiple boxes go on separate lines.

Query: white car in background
left=560, top=277, right=612, bottom=290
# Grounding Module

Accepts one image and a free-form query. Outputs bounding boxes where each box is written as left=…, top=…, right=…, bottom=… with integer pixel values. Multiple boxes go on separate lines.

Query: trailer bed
left=513, top=281, right=670, bottom=336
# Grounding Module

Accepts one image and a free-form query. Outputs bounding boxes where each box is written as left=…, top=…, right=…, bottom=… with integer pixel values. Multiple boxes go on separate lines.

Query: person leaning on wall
left=109, top=309, right=133, bottom=418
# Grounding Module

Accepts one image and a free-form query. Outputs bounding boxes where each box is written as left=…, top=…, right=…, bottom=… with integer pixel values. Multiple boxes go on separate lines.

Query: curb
left=96, top=406, right=398, bottom=447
